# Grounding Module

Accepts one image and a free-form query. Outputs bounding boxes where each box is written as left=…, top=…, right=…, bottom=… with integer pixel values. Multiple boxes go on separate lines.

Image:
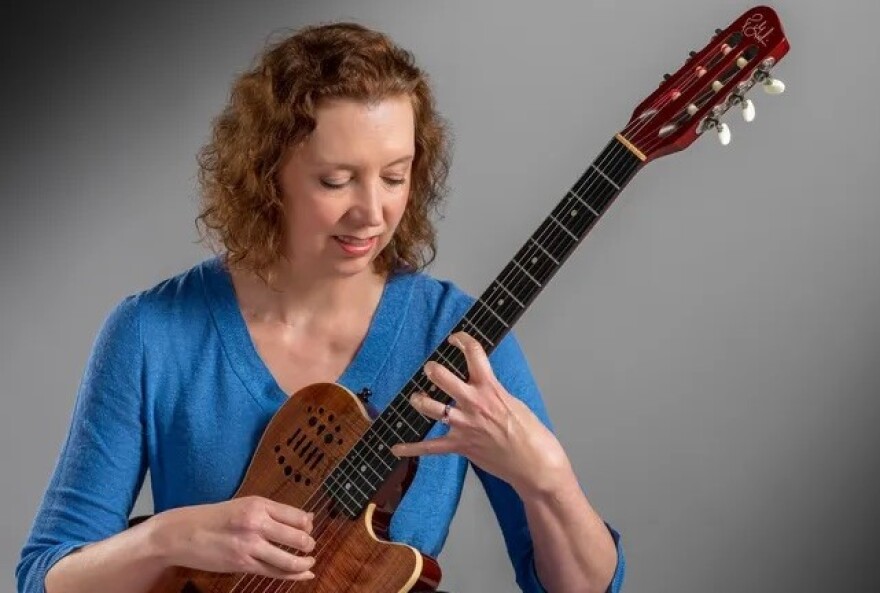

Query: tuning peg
left=717, top=122, right=731, bottom=145
left=762, top=77, right=786, bottom=94
left=741, top=98, right=756, bottom=122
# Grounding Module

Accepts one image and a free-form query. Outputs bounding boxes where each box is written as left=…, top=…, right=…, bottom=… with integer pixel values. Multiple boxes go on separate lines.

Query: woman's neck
left=227, top=256, right=387, bottom=329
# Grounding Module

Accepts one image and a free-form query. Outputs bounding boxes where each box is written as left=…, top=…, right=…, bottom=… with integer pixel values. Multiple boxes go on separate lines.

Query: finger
left=409, top=392, right=463, bottom=426
left=449, top=332, right=496, bottom=386
left=391, top=436, right=457, bottom=458
left=252, top=539, right=316, bottom=575
left=266, top=500, right=314, bottom=533
left=424, top=360, right=473, bottom=407
left=260, top=519, right=316, bottom=554
left=251, top=557, right=316, bottom=581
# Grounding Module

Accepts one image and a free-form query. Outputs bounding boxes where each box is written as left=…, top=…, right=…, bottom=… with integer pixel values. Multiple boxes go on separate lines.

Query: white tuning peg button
left=717, top=122, right=732, bottom=145
left=762, top=77, right=786, bottom=94
left=741, top=98, right=756, bottom=122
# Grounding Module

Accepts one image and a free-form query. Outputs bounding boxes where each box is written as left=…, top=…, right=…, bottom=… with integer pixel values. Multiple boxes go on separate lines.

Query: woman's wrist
left=143, top=509, right=182, bottom=570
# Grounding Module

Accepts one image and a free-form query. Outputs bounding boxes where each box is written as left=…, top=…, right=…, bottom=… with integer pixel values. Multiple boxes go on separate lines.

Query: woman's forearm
left=519, top=464, right=618, bottom=593
left=44, top=515, right=170, bottom=593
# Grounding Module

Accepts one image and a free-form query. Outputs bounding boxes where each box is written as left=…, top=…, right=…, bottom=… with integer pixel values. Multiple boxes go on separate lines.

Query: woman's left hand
left=391, top=331, right=572, bottom=496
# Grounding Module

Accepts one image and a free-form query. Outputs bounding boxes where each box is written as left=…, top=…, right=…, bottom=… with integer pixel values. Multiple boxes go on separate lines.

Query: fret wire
left=492, top=279, right=525, bottom=309
left=529, top=237, right=561, bottom=266
left=433, top=346, right=469, bottom=387
left=350, top=438, right=393, bottom=474
left=511, top=260, right=542, bottom=288
left=325, top=470, right=362, bottom=515
left=568, top=188, right=600, bottom=216
left=474, top=316, right=505, bottom=346
left=475, top=298, right=511, bottom=327
left=535, top=219, right=576, bottom=258
left=389, top=395, right=432, bottom=433
left=349, top=424, right=398, bottom=469
left=325, top=490, right=357, bottom=517
left=393, top=392, right=437, bottom=428
left=590, top=163, right=621, bottom=191
left=332, top=467, right=371, bottom=503
left=433, top=349, right=467, bottom=381
left=346, top=444, right=387, bottom=482
left=513, top=246, right=555, bottom=289
left=377, top=405, right=421, bottom=441
left=365, top=414, right=407, bottom=454
left=413, top=374, right=450, bottom=404
left=373, top=409, right=410, bottom=442
left=548, top=214, right=579, bottom=241
left=336, top=451, right=379, bottom=494
left=461, top=316, right=494, bottom=347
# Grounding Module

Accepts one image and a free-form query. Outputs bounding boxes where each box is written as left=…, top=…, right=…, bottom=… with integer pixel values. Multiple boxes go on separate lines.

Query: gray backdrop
left=3, top=0, right=878, bottom=592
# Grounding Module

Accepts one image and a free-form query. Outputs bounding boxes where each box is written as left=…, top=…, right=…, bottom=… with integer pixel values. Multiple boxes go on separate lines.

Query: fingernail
left=304, top=571, right=315, bottom=579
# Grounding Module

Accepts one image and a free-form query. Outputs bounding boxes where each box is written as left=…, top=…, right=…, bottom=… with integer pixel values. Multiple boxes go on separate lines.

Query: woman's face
left=276, top=94, right=415, bottom=279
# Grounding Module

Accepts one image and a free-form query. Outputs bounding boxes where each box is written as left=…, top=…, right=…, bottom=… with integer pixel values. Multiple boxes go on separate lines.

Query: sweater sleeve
left=472, top=329, right=626, bottom=593
left=16, top=294, right=149, bottom=593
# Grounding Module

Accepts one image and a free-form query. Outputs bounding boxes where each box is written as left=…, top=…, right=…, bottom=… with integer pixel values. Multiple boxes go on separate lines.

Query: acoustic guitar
left=147, top=5, right=790, bottom=592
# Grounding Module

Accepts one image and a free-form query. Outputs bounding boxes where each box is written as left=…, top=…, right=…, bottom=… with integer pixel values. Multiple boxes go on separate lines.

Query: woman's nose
left=351, top=180, right=384, bottom=225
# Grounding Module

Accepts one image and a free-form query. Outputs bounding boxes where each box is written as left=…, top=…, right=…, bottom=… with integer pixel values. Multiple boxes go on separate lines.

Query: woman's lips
left=333, top=235, right=378, bottom=255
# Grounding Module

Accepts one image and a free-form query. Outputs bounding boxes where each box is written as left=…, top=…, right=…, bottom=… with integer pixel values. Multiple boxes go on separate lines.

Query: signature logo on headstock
left=742, top=13, right=775, bottom=47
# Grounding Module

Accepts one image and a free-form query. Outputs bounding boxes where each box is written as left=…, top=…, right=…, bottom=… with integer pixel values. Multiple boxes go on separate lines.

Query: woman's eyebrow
left=316, top=154, right=414, bottom=169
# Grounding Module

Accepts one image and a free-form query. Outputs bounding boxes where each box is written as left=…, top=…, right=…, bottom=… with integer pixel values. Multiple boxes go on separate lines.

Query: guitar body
left=147, top=383, right=442, bottom=593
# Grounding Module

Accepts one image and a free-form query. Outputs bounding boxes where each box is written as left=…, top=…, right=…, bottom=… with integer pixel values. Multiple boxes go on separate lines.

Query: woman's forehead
left=300, top=97, right=415, bottom=166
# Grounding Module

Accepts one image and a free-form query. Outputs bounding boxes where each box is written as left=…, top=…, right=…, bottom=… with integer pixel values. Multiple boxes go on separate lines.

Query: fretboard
left=326, top=136, right=643, bottom=517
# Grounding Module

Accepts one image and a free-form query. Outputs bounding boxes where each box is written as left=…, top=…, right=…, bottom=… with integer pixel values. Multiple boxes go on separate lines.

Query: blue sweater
left=16, top=254, right=625, bottom=593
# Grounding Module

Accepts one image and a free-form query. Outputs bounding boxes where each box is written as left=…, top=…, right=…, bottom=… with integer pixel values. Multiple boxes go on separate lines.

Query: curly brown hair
left=194, top=21, right=451, bottom=287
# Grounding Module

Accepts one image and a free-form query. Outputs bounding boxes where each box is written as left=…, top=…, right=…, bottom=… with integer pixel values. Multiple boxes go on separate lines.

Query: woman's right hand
left=151, top=495, right=317, bottom=581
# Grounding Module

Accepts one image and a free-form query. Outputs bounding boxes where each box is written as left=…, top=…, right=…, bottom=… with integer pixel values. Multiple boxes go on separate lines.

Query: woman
left=16, top=22, right=624, bottom=593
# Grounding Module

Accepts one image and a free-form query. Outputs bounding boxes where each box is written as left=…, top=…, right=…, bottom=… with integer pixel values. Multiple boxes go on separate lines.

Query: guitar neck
left=328, top=136, right=644, bottom=516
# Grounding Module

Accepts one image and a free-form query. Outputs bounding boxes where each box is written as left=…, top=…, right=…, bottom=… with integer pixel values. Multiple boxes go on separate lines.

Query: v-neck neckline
left=200, top=253, right=415, bottom=412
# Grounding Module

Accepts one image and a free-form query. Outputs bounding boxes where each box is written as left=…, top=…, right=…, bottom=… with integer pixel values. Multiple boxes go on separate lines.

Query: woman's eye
left=320, top=177, right=405, bottom=189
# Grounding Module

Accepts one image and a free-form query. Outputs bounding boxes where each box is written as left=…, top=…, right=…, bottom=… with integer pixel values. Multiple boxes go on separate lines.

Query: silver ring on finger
left=440, top=402, right=454, bottom=425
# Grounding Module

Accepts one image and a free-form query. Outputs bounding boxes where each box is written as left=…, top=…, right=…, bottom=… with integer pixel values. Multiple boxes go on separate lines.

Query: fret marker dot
left=531, top=257, right=538, bottom=264
left=345, top=483, right=351, bottom=490
left=498, top=298, right=505, bottom=305
left=429, top=385, right=437, bottom=392
left=360, top=465, right=367, bottom=472
left=570, top=209, right=578, bottom=216
left=396, top=421, right=403, bottom=428
left=378, top=443, right=384, bottom=450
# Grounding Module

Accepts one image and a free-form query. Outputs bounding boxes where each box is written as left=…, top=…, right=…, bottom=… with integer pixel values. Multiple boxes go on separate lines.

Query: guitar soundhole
left=181, top=581, right=202, bottom=593
left=273, top=409, right=345, bottom=483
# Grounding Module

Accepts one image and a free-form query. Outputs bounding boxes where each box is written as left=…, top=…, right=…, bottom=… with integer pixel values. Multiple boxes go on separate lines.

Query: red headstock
left=618, top=5, right=790, bottom=162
